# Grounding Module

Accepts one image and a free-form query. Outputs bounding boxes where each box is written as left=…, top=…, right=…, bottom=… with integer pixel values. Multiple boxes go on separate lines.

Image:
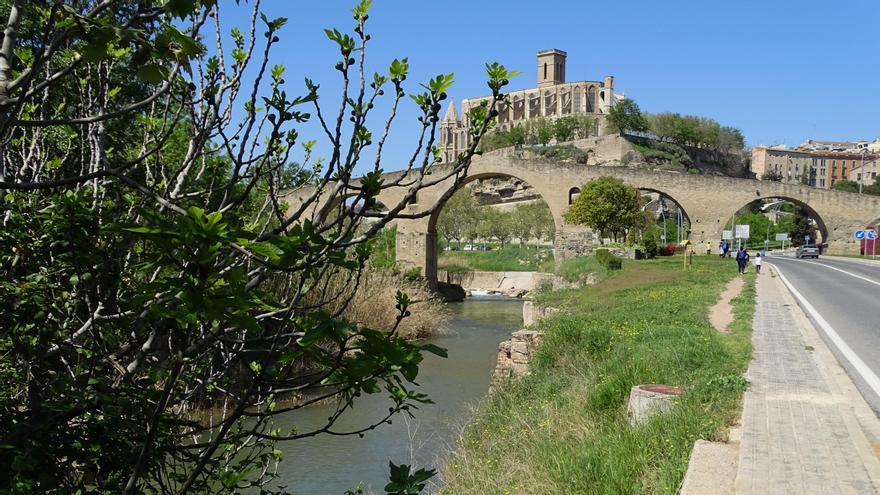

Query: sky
left=225, top=0, right=880, bottom=173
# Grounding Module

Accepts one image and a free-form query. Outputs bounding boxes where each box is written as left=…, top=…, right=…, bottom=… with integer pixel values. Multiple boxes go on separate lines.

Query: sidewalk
left=734, top=268, right=880, bottom=494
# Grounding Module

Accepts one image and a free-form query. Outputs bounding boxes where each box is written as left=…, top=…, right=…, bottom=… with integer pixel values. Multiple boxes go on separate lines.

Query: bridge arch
left=423, top=171, right=564, bottom=285
left=723, top=196, right=830, bottom=248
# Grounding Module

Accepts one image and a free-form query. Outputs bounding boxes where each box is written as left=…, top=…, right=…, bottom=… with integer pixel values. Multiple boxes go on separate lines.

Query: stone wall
left=490, top=330, right=544, bottom=390
left=490, top=301, right=559, bottom=390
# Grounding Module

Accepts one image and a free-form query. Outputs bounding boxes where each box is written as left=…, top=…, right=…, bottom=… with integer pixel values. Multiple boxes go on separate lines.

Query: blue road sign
left=868, top=230, right=878, bottom=241
left=805, top=235, right=811, bottom=242
left=855, top=230, right=866, bottom=240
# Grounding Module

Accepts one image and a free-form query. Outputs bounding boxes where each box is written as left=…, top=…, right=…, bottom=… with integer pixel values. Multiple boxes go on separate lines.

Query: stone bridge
left=284, top=148, right=880, bottom=286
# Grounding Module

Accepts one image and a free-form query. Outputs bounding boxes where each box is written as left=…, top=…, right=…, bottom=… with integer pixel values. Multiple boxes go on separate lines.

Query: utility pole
left=860, top=148, right=866, bottom=194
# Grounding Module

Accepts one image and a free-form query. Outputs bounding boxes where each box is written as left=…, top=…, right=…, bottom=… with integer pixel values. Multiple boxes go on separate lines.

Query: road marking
left=809, top=260, right=880, bottom=288
left=770, top=263, right=880, bottom=401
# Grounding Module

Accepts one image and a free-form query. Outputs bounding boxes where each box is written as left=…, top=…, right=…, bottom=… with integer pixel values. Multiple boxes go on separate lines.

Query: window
left=820, top=179, right=826, bottom=187
left=544, top=63, right=547, bottom=79
left=573, top=89, right=581, bottom=111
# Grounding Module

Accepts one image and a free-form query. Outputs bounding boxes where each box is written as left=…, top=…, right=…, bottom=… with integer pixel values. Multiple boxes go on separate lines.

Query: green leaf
left=137, top=64, right=170, bottom=84
left=419, top=343, right=447, bottom=358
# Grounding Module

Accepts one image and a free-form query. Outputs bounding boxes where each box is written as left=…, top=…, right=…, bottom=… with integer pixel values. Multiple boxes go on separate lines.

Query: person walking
left=736, top=247, right=749, bottom=274
left=705, top=241, right=712, bottom=255
left=719, top=241, right=725, bottom=257
left=754, top=251, right=763, bottom=274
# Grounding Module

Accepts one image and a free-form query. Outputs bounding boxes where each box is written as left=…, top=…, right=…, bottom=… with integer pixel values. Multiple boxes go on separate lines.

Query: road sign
left=805, top=235, right=811, bottom=242
left=660, top=234, right=666, bottom=241
left=775, top=233, right=789, bottom=241
left=855, top=230, right=866, bottom=240
left=722, top=230, right=733, bottom=240
left=735, top=224, right=750, bottom=239
left=868, top=230, right=878, bottom=241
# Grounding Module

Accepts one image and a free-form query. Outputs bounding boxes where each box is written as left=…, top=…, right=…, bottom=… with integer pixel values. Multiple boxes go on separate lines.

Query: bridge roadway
left=767, top=255, right=880, bottom=413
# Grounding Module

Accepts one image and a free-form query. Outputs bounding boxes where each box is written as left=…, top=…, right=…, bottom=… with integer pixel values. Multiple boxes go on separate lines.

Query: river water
left=273, top=296, right=522, bottom=494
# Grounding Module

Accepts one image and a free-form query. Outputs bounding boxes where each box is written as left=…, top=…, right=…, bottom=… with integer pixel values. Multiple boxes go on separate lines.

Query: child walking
left=754, top=252, right=763, bottom=274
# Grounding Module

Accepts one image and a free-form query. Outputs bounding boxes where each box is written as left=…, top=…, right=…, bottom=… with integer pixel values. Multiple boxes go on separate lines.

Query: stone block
left=627, top=383, right=684, bottom=425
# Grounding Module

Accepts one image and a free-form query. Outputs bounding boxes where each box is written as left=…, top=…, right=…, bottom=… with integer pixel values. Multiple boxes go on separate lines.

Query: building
left=851, top=156, right=879, bottom=187
left=752, top=146, right=878, bottom=189
left=751, top=146, right=814, bottom=184
left=439, top=49, right=619, bottom=163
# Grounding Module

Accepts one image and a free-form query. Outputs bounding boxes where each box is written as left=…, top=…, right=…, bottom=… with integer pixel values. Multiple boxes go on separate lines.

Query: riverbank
left=439, top=257, right=756, bottom=494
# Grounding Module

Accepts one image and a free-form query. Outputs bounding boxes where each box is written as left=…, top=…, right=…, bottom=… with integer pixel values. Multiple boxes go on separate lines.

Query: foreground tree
left=566, top=176, right=641, bottom=243
left=0, top=1, right=517, bottom=493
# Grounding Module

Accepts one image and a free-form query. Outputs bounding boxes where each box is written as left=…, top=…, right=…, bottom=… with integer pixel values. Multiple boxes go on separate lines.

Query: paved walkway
left=735, top=269, right=880, bottom=494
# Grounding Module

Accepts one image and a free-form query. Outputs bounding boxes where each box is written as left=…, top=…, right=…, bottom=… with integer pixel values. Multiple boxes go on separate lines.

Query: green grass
left=438, top=245, right=555, bottom=272
left=440, top=257, right=756, bottom=494
left=554, top=256, right=611, bottom=283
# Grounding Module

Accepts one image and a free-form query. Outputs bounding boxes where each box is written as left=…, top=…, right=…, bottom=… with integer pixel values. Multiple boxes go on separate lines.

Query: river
left=273, top=296, right=523, bottom=494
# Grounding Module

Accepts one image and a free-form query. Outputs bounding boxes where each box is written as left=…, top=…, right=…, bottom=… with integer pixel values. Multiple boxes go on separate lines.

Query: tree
left=833, top=180, right=860, bottom=193
left=789, top=206, right=818, bottom=247
left=762, top=170, right=784, bottom=182
left=565, top=177, right=641, bottom=243
left=510, top=204, right=534, bottom=246
left=480, top=208, right=513, bottom=247
left=437, top=188, right=480, bottom=246
left=0, top=2, right=518, bottom=493
left=553, top=116, right=578, bottom=142
left=606, top=98, right=648, bottom=135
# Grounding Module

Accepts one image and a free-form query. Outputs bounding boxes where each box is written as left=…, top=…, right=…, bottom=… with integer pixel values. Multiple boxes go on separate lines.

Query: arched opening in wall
left=568, top=187, right=580, bottom=204
left=638, top=188, right=691, bottom=247
left=722, top=197, right=829, bottom=254
left=426, top=173, right=558, bottom=285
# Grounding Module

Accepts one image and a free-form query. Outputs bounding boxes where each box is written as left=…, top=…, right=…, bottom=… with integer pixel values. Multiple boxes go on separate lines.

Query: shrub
left=642, top=230, right=660, bottom=258
left=595, top=249, right=622, bottom=270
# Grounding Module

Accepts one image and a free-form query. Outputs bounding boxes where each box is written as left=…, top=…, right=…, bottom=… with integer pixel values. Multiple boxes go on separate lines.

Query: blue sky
left=234, top=0, right=880, bottom=173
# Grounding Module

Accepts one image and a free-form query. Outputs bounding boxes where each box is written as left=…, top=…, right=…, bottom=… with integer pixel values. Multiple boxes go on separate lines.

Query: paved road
left=765, top=255, right=880, bottom=413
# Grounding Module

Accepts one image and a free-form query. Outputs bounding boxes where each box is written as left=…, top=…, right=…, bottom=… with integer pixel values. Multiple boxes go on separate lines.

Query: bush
left=642, top=230, right=660, bottom=258
left=595, top=249, right=622, bottom=270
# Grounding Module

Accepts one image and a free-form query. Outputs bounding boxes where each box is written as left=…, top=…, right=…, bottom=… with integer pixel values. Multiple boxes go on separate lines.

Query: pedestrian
left=754, top=252, right=763, bottom=274
left=705, top=241, right=712, bottom=255
left=736, top=247, right=748, bottom=274
left=718, top=241, right=725, bottom=257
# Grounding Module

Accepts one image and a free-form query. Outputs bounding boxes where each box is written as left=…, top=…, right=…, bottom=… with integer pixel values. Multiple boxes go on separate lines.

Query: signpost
left=722, top=230, right=733, bottom=240
left=867, top=229, right=877, bottom=259
left=775, top=233, right=788, bottom=252
left=735, top=224, right=750, bottom=250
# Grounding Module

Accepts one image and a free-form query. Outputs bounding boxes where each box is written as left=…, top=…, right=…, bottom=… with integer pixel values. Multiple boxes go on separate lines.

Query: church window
left=544, top=63, right=547, bottom=79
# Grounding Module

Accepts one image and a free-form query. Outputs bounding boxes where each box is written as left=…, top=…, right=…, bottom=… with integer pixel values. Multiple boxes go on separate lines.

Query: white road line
left=780, top=258, right=880, bottom=288
left=769, top=263, right=880, bottom=400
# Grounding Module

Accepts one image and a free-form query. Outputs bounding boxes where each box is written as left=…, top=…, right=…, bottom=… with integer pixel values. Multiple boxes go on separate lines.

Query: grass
left=439, top=257, right=756, bottom=494
left=554, top=256, right=611, bottom=284
left=438, top=245, right=555, bottom=272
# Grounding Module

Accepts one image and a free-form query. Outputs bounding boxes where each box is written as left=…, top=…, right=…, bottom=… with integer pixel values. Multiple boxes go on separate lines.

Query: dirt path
left=709, top=276, right=744, bottom=333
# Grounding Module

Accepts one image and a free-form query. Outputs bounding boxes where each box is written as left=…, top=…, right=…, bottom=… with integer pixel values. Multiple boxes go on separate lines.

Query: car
left=474, top=245, right=492, bottom=251
left=463, top=244, right=474, bottom=251
left=796, top=244, right=820, bottom=259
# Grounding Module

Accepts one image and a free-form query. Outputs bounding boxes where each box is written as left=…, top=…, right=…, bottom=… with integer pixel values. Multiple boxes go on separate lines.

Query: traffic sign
left=775, top=233, right=789, bottom=241
left=855, top=230, right=866, bottom=240
left=722, top=230, right=733, bottom=240
left=805, top=235, right=811, bottom=242
left=735, top=224, right=750, bottom=239
left=867, top=230, right=878, bottom=241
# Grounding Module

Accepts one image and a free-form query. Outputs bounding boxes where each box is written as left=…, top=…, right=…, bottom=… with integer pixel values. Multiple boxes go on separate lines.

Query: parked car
left=444, top=245, right=460, bottom=251
left=796, top=244, right=820, bottom=259
left=463, top=244, right=474, bottom=251
left=474, top=245, right=492, bottom=251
